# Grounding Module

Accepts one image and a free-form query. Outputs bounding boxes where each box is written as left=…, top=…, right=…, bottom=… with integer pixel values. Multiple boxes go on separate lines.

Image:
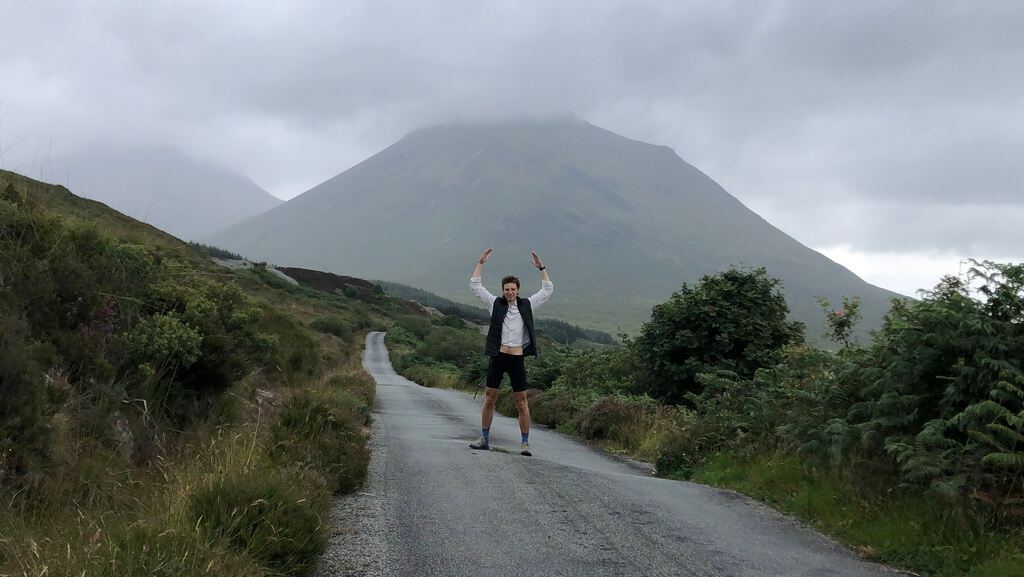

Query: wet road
left=316, top=332, right=897, bottom=577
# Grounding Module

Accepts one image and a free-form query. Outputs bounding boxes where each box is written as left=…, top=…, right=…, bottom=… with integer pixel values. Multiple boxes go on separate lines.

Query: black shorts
left=486, top=353, right=527, bottom=392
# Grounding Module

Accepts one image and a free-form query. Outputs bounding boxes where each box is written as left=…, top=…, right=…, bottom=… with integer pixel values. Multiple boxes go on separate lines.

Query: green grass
left=691, top=453, right=1024, bottom=577
left=0, top=171, right=384, bottom=576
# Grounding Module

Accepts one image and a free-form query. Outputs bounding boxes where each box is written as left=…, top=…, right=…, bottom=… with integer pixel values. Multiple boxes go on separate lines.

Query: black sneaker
left=469, top=437, right=489, bottom=450
left=520, top=442, right=532, bottom=457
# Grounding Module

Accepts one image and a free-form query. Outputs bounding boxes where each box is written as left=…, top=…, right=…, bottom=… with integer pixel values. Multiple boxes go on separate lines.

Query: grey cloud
left=1, top=0, right=1022, bottom=266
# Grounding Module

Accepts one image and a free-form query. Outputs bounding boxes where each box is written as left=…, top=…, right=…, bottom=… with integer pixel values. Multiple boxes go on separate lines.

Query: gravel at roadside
left=314, top=417, right=393, bottom=577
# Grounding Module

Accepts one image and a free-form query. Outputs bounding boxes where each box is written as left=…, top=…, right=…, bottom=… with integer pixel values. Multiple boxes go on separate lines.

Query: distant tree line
left=187, top=242, right=247, bottom=260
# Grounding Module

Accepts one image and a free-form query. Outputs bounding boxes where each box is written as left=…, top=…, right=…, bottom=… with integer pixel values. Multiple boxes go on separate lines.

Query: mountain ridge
left=207, top=118, right=904, bottom=337
left=44, top=144, right=282, bottom=241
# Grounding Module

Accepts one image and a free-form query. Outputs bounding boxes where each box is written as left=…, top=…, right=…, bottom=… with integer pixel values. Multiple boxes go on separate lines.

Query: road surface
left=315, top=332, right=897, bottom=577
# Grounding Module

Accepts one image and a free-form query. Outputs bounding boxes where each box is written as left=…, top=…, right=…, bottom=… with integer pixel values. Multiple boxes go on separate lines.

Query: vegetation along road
left=315, top=332, right=900, bottom=577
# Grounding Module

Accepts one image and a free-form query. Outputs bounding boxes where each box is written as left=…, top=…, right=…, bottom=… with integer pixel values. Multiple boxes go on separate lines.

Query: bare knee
left=514, top=394, right=529, bottom=412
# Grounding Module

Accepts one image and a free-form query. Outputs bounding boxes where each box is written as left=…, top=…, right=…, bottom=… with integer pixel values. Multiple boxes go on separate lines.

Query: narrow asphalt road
left=315, top=332, right=898, bottom=577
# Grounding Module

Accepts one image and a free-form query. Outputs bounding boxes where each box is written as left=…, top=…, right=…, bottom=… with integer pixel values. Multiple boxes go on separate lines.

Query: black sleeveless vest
left=484, top=296, right=537, bottom=357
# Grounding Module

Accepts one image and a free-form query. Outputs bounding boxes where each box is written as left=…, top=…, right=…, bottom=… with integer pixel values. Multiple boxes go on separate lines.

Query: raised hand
left=529, top=251, right=544, bottom=269
left=478, top=248, right=493, bottom=265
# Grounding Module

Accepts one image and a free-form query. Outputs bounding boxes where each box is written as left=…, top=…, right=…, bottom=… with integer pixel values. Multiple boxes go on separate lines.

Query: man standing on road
left=469, top=248, right=553, bottom=456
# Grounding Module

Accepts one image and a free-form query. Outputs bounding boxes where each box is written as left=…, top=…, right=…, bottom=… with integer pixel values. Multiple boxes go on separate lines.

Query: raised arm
left=529, top=251, right=550, bottom=283
left=473, top=248, right=493, bottom=278
left=470, top=248, right=497, bottom=310
left=528, top=251, right=553, bottom=308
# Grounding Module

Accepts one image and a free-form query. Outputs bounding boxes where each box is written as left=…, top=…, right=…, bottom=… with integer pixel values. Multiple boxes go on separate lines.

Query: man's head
left=501, top=275, right=520, bottom=303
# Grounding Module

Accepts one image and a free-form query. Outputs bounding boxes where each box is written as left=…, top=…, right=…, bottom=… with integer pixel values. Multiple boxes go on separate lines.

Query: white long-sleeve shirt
left=470, top=276, right=553, bottom=348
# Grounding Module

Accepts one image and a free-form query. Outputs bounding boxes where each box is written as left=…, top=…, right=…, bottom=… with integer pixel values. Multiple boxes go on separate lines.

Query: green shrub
left=434, top=314, right=466, bottom=329
left=494, top=388, right=518, bottom=416
left=308, top=316, right=353, bottom=342
left=529, top=390, right=578, bottom=428
left=655, top=417, right=714, bottom=478
left=334, top=389, right=372, bottom=427
left=417, top=326, right=482, bottom=368
left=550, top=348, right=636, bottom=400
left=396, top=315, right=433, bottom=339
left=188, top=476, right=325, bottom=576
left=573, top=396, right=645, bottom=444
left=0, top=315, right=53, bottom=483
left=269, top=392, right=369, bottom=494
left=385, top=326, right=420, bottom=348
left=124, top=313, right=203, bottom=372
left=630, top=266, right=804, bottom=403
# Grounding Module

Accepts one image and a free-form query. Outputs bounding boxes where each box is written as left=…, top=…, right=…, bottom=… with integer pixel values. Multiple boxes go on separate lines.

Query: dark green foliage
left=528, top=390, right=578, bottom=428
left=270, top=392, right=369, bottom=494
left=834, top=263, right=1024, bottom=508
left=535, top=317, right=616, bottom=346
left=385, top=325, right=420, bottom=348
left=0, top=178, right=290, bottom=483
left=187, top=242, right=245, bottom=260
left=396, top=315, right=434, bottom=339
left=417, top=326, right=483, bottom=368
left=519, top=339, right=573, bottom=389
left=550, top=348, right=637, bottom=401
left=0, top=315, right=53, bottom=483
left=818, top=296, right=862, bottom=348
left=573, top=396, right=644, bottom=443
left=188, top=476, right=326, bottom=576
left=308, top=315, right=354, bottom=342
left=631, top=266, right=804, bottom=403
left=433, top=314, right=467, bottom=329
left=656, top=420, right=715, bottom=479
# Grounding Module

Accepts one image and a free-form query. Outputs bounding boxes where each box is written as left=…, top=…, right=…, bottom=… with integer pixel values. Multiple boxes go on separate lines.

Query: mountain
left=43, top=144, right=282, bottom=241
left=207, top=118, right=904, bottom=338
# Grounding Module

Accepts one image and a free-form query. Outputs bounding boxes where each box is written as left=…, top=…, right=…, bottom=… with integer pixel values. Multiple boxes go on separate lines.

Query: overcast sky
left=2, top=0, right=1022, bottom=297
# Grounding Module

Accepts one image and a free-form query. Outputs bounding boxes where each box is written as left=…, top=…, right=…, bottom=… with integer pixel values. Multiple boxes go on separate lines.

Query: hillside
left=0, top=169, right=415, bottom=575
left=207, top=118, right=904, bottom=339
left=42, top=145, right=282, bottom=241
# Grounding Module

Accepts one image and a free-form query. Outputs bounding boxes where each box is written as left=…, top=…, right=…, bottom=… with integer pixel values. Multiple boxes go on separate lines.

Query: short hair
left=501, top=275, right=520, bottom=289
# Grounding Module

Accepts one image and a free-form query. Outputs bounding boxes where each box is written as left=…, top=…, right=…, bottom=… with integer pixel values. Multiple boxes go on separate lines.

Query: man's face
left=502, top=282, right=519, bottom=302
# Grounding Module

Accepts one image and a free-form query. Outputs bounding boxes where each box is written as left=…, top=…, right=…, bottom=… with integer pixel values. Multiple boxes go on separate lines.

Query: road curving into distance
left=314, top=332, right=899, bottom=577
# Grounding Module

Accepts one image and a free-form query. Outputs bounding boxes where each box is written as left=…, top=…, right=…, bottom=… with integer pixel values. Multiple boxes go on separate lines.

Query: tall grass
left=691, top=453, right=1024, bottom=577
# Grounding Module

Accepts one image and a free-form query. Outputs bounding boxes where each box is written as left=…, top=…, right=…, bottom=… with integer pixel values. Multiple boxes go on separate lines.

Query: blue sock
left=521, top=432, right=529, bottom=444
left=482, top=429, right=490, bottom=441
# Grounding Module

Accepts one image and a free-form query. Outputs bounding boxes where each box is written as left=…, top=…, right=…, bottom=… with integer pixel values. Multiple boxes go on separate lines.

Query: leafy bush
left=385, top=326, right=420, bottom=348
left=630, top=266, right=804, bottom=403
left=125, top=313, right=203, bottom=373
left=396, top=315, right=433, bottom=339
left=269, top=392, right=369, bottom=494
left=417, top=326, right=483, bottom=368
left=188, top=476, right=326, bottom=576
left=529, top=390, right=578, bottom=428
left=831, top=264, right=1024, bottom=510
left=0, top=315, right=53, bottom=483
left=573, top=396, right=645, bottom=444
left=523, top=342, right=573, bottom=389
left=655, top=415, right=714, bottom=479
left=550, top=348, right=637, bottom=402
left=433, top=314, right=467, bottom=329
left=308, top=316, right=354, bottom=342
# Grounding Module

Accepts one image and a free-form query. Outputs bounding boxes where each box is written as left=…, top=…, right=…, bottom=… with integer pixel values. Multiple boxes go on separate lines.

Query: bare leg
left=481, top=388, right=498, bottom=430
left=513, top=391, right=530, bottom=435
